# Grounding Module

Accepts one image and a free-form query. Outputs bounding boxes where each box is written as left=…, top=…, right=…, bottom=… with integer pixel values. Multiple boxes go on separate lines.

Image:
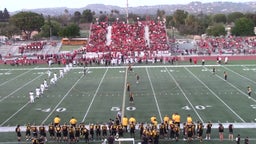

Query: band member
left=15, top=125, right=22, bottom=142
left=25, top=123, right=31, bottom=141
left=224, top=71, right=227, bottom=80
left=212, top=67, right=216, bottom=75
left=48, top=123, right=55, bottom=140
left=136, top=73, right=140, bottom=84
left=55, top=124, right=62, bottom=142
left=127, top=82, right=130, bottom=92
left=129, top=92, right=134, bottom=104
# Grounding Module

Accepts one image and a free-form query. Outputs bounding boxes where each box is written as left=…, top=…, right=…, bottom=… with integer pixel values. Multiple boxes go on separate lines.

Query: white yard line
left=81, top=68, right=108, bottom=122
left=145, top=68, right=163, bottom=122
left=121, top=68, right=128, bottom=120
left=206, top=66, right=256, bottom=103
left=165, top=67, right=204, bottom=123
left=223, top=65, right=256, bottom=84
left=0, top=102, right=30, bottom=126
left=0, top=74, right=43, bottom=102
left=185, top=67, right=245, bottom=122
left=0, top=68, right=36, bottom=87
left=41, top=74, right=84, bottom=124
left=0, top=69, right=13, bottom=86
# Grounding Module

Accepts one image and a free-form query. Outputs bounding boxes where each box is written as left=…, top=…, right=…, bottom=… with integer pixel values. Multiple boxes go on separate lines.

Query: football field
left=0, top=62, right=256, bottom=143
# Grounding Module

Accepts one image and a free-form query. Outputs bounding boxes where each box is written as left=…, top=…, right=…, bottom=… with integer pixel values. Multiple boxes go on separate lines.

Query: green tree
left=81, top=9, right=94, bottom=23
left=197, top=13, right=212, bottom=34
left=72, top=11, right=81, bottom=24
left=227, top=12, right=244, bottom=24
left=244, top=13, right=256, bottom=26
left=213, top=14, right=227, bottom=24
left=128, top=13, right=142, bottom=22
left=206, top=23, right=226, bottom=36
left=0, top=8, right=10, bottom=22
left=231, top=17, right=254, bottom=36
left=98, top=14, right=108, bottom=23
left=59, top=23, right=80, bottom=38
left=165, top=15, right=174, bottom=29
left=184, top=14, right=200, bottom=35
left=40, top=20, right=61, bottom=38
left=0, top=11, right=3, bottom=22
left=9, top=12, right=44, bottom=40
left=172, top=10, right=188, bottom=34
left=156, top=9, right=166, bottom=20
left=3, top=8, right=10, bottom=21
left=0, top=23, right=20, bottom=38
left=173, top=9, right=188, bottom=26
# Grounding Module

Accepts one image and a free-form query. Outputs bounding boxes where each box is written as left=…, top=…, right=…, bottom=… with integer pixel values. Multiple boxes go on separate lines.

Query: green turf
left=0, top=60, right=256, bottom=143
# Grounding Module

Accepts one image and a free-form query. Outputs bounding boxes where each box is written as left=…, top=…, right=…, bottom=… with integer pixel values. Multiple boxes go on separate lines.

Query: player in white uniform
left=43, top=79, right=48, bottom=90
left=40, top=83, right=45, bottom=96
left=63, top=67, right=67, bottom=73
left=50, top=77, right=56, bottom=85
left=35, top=87, right=40, bottom=98
left=69, top=63, right=73, bottom=69
left=47, top=69, right=51, bottom=78
left=54, top=72, right=58, bottom=81
left=66, top=64, right=70, bottom=72
left=29, top=91, right=34, bottom=103
left=224, top=56, right=228, bottom=64
left=59, top=69, right=64, bottom=78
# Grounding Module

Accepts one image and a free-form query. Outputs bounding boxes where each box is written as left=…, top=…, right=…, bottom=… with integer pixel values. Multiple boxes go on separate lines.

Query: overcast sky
left=0, top=0, right=253, bottom=12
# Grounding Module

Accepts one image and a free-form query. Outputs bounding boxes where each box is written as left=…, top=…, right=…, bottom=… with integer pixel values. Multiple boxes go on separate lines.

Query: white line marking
left=223, top=65, right=256, bottom=84
left=41, top=74, right=84, bottom=124
left=0, top=102, right=30, bottom=126
left=165, top=67, right=204, bottom=123
left=185, top=67, right=245, bottom=122
left=0, top=74, right=43, bottom=102
left=146, top=68, right=163, bottom=122
left=0, top=68, right=37, bottom=87
left=121, top=68, right=128, bottom=120
left=207, top=66, right=256, bottom=103
left=82, top=68, right=108, bottom=122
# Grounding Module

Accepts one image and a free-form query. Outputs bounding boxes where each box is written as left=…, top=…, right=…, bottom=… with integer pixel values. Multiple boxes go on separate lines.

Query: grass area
left=80, top=30, right=90, bottom=38
left=59, top=45, right=82, bottom=52
left=0, top=60, right=256, bottom=143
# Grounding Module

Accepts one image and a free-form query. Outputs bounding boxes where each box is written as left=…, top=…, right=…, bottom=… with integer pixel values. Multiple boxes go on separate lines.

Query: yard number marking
left=111, top=106, right=136, bottom=111
left=0, top=72, right=11, bottom=75
left=243, top=68, right=256, bottom=71
left=182, top=105, right=212, bottom=111
left=36, top=107, right=67, bottom=112
left=250, top=105, right=256, bottom=109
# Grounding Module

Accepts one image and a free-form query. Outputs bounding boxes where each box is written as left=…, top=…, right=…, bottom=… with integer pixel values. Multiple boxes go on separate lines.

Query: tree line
left=0, top=8, right=255, bottom=40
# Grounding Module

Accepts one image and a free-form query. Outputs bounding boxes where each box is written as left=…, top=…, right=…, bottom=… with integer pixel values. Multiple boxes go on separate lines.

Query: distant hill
left=11, top=1, right=256, bottom=16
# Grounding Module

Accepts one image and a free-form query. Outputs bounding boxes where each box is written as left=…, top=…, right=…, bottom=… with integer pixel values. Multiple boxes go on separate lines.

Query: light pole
left=126, top=0, right=129, bottom=24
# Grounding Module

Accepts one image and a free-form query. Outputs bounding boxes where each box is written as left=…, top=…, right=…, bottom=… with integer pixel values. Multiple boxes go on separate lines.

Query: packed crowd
left=86, top=22, right=108, bottom=52
left=18, top=41, right=47, bottom=54
left=79, top=20, right=169, bottom=54
left=195, top=36, right=256, bottom=55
